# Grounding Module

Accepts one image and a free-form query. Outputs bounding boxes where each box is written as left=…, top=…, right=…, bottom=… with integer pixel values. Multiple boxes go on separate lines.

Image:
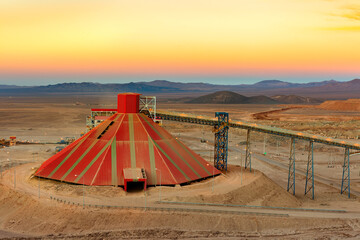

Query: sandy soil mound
left=166, top=172, right=301, bottom=208
left=0, top=183, right=351, bottom=239
left=319, top=99, right=360, bottom=111
left=29, top=177, right=128, bottom=199
left=0, top=164, right=357, bottom=239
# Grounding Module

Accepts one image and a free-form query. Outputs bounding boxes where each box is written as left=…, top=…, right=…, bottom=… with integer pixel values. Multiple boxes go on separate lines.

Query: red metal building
left=35, top=93, right=220, bottom=190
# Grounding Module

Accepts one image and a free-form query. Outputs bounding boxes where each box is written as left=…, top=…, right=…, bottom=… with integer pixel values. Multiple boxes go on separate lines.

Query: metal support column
left=341, top=147, right=350, bottom=198
left=213, top=112, right=229, bottom=171
left=305, top=141, right=314, bottom=199
left=245, top=129, right=251, bottom=172
left=287, top=138, right=296, bottom=195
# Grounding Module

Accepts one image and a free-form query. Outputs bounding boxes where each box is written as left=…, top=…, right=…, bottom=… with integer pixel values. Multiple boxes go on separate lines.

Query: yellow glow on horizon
left=0, top=0, right=360, bottom=75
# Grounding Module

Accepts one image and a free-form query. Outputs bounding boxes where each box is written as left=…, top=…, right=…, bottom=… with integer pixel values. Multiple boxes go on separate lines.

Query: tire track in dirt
left=252, top=106, right=305, bottom=120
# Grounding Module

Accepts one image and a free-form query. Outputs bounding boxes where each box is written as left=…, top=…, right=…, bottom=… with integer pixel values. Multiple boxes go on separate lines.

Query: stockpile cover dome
left=35, top=93, right=220, bottom=186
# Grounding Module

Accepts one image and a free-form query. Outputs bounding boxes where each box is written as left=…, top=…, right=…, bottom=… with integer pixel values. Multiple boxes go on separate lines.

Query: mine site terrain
left=0, top=94, right=360, bottom=239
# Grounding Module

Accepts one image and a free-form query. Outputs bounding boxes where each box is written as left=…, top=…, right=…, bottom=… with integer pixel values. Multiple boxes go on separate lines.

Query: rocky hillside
left=187, top=91, right=277, bottom=104
left=271, top=95, right=322, bottom=104
left=188, top=91, right=322, bottom=104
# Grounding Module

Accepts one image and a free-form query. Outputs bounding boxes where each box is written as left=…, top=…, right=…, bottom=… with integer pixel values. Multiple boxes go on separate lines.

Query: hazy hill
left=249, top=95, right=279, bottom=104
left=187, top=91, right=277, bottom=104
left=308, top=79, right=360, bottom=93
left=187, top=91, right=247, bottom=104
left=187, top=91, right=323, bottom=104
left=251, top=80, right=337, bottom=89
left=271, top=95, right=323, bottom=104
left=0, top=82, right=177, bottom=94
left=140, top=80, right=216, bottom=91
left=140, top=79, right=337, bottom=92
left=0, top=84, right=23, bottom=89
left=259, top=79, right=360, bottom=99
left=36, top=82, right=176, bottom=93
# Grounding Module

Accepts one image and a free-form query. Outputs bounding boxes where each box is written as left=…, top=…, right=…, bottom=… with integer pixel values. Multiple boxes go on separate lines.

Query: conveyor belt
left=156, top=111, right=360, bottom=150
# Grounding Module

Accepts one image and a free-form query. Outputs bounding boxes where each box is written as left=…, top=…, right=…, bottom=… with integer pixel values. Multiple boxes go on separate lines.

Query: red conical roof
left=35, top=105, right=220, bottom=186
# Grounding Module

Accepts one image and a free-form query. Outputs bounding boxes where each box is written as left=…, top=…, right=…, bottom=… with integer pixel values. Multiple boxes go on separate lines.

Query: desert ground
left=0, top=94, right=360, bottom=239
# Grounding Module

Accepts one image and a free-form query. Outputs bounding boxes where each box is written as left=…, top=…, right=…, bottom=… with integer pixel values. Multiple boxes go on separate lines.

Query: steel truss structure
left=213, top=112, right=229, bottom=171
left=86, top=109, right=117, bottom=130
left=305, top=141, right=314, bottom=199
left=139, top=96, right=156, bottom=120
left=81, top=107, right=360, bottom=198
left=154, top=110, right=360, bottom=198
left=156, top=111, right=360, bottom=150
left=287, top=138, right=296, bottom=195
left=245, top=129, right=252, bottom=172
left=341, top=147, right=350, bottom=198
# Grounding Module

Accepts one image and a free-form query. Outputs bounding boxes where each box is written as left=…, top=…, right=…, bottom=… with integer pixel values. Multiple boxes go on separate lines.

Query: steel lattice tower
left=341, top=147, right=350, bottom=198
left=214, top=112, right=229, bottom=171
left=305, top=141, right=314, bottom=199
left=287, top=138, right=296, bottom=195
left=245, top=129, right=252, bottom=172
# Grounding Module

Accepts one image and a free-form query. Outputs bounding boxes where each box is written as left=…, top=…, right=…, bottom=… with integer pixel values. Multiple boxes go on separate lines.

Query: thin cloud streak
left=319, top=26, right=360, bottom=31
left=338, top=4, right=360, bottom=21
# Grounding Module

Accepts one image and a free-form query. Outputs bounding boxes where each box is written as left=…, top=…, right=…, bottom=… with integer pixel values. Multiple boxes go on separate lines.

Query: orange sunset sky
left=0, top=0, right=359, bottom=85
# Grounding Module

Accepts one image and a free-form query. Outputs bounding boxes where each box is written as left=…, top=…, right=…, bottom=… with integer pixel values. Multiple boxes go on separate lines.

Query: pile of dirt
left=319, top=99, right=360, bottom=111
left=0, top=183, right=350, bottom=239
left=28, top=177, right=127, bottom=198
left=166, top=172, right=301, bottom=208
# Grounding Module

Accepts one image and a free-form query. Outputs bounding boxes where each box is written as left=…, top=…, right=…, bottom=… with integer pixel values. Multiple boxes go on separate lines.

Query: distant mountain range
left=0, top=82, right=177, bottom=93
left=187, top=91, right=322, bottom=104
left=0, top=79, right=359, bottom=99
left=256, top=79, right=360, bottom=99
left=0, top=84, right=23, bottom=89
left=140, top=79, right=339, bottom=92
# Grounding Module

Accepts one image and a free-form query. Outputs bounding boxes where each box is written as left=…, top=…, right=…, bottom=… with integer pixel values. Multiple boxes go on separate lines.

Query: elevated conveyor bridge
left=85, top=101, right=359, bottom=199
left=156, top=111, right=360, bottom=150
left=155, top=110, right=360, bottom=199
